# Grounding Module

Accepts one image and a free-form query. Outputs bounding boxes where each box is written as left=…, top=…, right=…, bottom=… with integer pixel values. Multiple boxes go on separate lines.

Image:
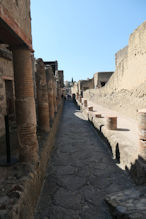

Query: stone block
left=88, top=106, right=93, bottom=112
left=105, top=117, right=117, bottom=130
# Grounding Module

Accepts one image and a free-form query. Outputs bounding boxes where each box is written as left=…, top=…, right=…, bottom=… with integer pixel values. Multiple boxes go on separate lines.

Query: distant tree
left=71, top=77, right=74, bottom=83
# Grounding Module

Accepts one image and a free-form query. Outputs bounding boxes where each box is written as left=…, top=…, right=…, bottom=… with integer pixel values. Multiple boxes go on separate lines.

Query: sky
left=31, top=0, right=146, bottom=82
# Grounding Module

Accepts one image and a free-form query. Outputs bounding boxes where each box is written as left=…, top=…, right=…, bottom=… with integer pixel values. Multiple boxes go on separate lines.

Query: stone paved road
left=35, top=101, right=134, bottom=219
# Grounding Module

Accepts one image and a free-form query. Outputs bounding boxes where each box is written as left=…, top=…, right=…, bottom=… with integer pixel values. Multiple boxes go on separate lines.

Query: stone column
left=53, top=79, right=57, bottom=113
left=138, top=110, right=146, bottom=140
left=88, top=106, right=93, bottom=111
left=138, top=109, right=146, bottom=160
left=83, top=100, right=87, bottom=107
left=56, top=82, right=59, bottom=106
left=12, top=47, right=38, bottom=163
left=49, top=79, right=55, bottom=124
left=46, top=67, right=55, bottom=125
left=36, top=59, right=50, bottom=132
left=57, top=82, right=61, bottom=105
left=105, top=117, right=117, bottom=130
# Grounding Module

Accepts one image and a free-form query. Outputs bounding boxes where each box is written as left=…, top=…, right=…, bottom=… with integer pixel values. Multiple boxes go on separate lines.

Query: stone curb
left=105, top=187, right=146, bottom=219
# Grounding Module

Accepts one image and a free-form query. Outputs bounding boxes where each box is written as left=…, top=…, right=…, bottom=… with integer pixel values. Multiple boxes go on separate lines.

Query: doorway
left=5, top=80, right=14, bottom=117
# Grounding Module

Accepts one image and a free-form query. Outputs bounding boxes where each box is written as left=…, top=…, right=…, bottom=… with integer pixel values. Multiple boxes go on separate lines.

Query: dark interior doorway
left=5, top=80, right=14, bottom=116
left=101, top=81, right=106, bottom=87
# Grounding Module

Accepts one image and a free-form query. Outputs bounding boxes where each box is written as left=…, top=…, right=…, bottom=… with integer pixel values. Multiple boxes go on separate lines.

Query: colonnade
left=12, top=47, right=62, bottom=164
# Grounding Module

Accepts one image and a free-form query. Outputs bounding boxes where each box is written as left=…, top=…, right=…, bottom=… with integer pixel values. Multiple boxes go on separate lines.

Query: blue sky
left=31, top=0, right=146, bottom=81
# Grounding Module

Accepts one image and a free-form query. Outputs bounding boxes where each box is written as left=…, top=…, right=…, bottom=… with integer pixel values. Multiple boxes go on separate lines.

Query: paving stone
left=35, top=101, right=134, bottom=218
left=59, top=175, right=87, bottom=191
left=55, top=165, right=76, bottom=176
left=54, top=188, right=81, bottom=210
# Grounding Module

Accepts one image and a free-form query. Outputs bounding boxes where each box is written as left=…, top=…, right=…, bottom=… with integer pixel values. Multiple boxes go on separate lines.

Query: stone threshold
left=0, top=101, right=64, bottom=219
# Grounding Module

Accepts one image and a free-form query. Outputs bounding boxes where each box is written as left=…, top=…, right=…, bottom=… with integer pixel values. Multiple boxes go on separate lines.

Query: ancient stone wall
left=0, top=46, right=15, bottom=154
left=115, top=46, right=128, bottom=68
left=44, top=61, right=58, bottom=75
left=104, top=21, right=146, bottom=91
left=93, top=72, right=113, bottom=88
left=46, top=66, right=55, bottom=124
left=71, top=82, right=78, bottom=95
left=0, top=0, right=32, bottom=41
left=78, top=78, right=94, bottom=95
left=0, top=1, right=65, bottom=216
left=36, top=59, right=50, bottom=132
left=83, top=21, right=146, bottom=120
left=102, top=56, right=128, bottom=92
left=57, top=70, right=64, bottom=88
left=120, top=21, right=146, bottom=90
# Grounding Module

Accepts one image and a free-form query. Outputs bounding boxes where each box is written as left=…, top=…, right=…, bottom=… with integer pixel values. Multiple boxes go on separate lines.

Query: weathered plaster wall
left=0, top=0, right=32, bottom=41
left=57, top=70, right=64, bottom=88
left=103, top=56, right=128, bottom=92
left=78, top=79, right=94, bottom=95
left=120, top=21, right=146, bottom=90
left=115, top=46, right=128, bottom=68
left=93, top=72, right=113, bottom=88
left=90, top=21, right=146, bottom=93
left=71, top=82, right=78, bottom=95
left=83, top=21, right=146, bottom=120
left=105, top=21, right=146, bottom=91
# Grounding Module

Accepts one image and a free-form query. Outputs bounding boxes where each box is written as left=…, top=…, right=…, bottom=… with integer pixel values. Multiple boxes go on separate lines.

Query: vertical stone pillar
left=58, top=87, right=62, bottom=105
left=56, top=70, right=64, bottom=106
left=105, top=117, right=117, bottom=130
left=84, top=100, right=87, bottom=107
left=139, top=140, right=146, bottom=160
left=88, top=106, right=93, bottom=111
left=46, top=67, right=55, bottom=125
left=76, top=93, right=79, bottom=100
left=95, top=114, right=102, bottom=118
left=138, top=110, right=146, bottom=140
left=138, top=109, right=146, bottom=160
left=36, top=59, right=50, bottom=132
left=56, top=81, right=61, bottom=107
left=12, top=47, right=38, bottom=163
left=53, top=79, right=57, bottom=113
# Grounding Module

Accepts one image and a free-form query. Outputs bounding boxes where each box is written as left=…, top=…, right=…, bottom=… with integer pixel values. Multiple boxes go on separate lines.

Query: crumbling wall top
left=115, top=46, right=128, bottom=68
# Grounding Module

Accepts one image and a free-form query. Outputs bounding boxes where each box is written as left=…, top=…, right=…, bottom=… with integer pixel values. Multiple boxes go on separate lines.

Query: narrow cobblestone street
left=35, top=101, right=134, bottom=219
